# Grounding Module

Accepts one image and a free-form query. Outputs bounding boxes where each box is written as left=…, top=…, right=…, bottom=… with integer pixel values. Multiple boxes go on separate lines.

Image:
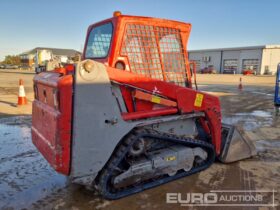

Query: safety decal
left=151, top=95, right=161, bottom=104
left=194, top=93, right=204, bottom=107
left=166, top=156, right=176, bottom=161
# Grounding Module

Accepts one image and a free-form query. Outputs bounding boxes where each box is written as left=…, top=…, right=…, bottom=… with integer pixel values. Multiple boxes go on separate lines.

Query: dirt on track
left=0, top=70, right=279, bottom=210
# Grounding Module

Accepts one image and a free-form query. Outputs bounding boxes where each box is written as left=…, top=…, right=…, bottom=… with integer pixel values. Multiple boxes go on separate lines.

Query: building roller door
left=242, top=59, right=259, bottom=73
left=223, top=59, right=238, bottom=74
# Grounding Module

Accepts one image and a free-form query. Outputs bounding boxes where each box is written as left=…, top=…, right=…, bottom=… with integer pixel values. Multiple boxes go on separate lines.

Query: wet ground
left=0, top=71, right=279, bottom=210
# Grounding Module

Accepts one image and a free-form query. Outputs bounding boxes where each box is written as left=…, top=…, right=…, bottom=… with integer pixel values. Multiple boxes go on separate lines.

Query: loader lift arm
left=106, top=66, right=222, bottom=155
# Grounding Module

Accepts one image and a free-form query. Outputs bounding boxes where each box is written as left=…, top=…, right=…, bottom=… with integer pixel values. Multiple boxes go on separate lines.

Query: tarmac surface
left=0, top=69, right=279, bottom=210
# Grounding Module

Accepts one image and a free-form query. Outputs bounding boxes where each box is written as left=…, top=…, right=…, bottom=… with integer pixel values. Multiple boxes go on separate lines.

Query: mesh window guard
left=121, top=24, right=187, bottom=86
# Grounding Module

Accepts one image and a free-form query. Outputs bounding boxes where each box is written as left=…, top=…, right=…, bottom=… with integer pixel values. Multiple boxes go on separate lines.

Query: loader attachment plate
left=219, top=124, right=256, bottom=163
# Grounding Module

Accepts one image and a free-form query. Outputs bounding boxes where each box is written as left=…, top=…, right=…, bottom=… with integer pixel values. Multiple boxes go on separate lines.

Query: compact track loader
left=32, top=12, right=256, bottom=199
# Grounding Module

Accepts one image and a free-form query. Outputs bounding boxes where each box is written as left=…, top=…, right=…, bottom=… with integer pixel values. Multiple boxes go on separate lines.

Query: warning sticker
left=166, top=156, right=176, bottom=161
left=151, top=95, right=161, bottom=104
left=194, top=93, right=204, bottom=107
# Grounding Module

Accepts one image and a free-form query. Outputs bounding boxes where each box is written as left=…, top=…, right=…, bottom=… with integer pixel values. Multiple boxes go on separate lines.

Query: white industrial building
left=189, top=45, right=280, bottom=75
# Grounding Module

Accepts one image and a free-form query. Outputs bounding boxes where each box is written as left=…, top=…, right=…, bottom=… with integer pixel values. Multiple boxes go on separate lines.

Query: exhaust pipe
left=218, top=124, right=257, bottom=163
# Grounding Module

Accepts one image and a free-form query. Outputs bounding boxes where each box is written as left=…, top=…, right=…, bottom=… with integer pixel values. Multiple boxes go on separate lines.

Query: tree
left=2, top=55, right=21, bottom=65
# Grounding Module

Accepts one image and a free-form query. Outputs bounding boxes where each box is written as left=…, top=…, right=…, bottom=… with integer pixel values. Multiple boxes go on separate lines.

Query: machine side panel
left=71, top=61, right=135, bottom=185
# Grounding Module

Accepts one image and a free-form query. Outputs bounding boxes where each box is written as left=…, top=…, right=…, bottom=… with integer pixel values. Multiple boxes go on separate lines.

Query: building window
left=223, top=59, right=238, bottom=74
left=85, top=22, right=113, bottom=58
left=242, top=59, right=259, bottom=72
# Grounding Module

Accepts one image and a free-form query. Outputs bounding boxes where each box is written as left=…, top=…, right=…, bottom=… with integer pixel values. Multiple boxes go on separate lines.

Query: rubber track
left=97, top=128, right=215, bottom=199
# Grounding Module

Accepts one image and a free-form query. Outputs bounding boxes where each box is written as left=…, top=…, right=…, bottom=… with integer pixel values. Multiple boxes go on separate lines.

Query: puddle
left=223, top=110, right=273, bottom=130
left=235, top=110, right=272, bottom=118
left=255, top=139, right=280, bottom=152
left=223, top=116, right=272, bottom=130
left=251, top=91, right=274, bottom=97
left=0, top=116, right=67, bottom=209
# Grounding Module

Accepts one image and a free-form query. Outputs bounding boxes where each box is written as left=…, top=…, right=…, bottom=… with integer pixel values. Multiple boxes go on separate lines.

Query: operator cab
left=83, top=11, right=192, bottom=87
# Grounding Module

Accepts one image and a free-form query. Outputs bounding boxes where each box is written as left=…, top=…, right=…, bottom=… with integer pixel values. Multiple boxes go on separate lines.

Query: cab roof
left=87, top=13, right=191, bottom=32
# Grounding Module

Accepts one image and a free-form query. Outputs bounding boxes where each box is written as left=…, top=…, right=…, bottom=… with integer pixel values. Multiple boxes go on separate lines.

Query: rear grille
left=121, top=24, right=187, bottom=86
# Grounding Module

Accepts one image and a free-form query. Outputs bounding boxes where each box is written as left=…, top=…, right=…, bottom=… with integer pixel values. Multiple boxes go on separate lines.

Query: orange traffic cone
left=18, top=79, right=27, bottom=105
left=238, top=77, right=243, bottom=91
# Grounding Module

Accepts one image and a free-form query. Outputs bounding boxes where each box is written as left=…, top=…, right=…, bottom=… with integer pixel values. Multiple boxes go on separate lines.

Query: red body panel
left=32, top=72, right=73, bottom=175
left=107, top=67, right=222, bottom=154
left=176, top=88, right=222, bottom=154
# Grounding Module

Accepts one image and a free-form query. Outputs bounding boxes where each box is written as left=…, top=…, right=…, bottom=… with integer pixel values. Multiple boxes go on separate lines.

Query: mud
left=0, top=117, right=67, bottom=209
left=0, top=73, right=279, bottom=210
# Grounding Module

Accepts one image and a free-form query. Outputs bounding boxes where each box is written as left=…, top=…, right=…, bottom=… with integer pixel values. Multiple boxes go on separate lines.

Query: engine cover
left=113, top=145, right=207, bottom=188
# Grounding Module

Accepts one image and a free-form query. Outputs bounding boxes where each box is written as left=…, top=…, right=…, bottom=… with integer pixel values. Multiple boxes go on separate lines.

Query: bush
left=2, top=55, right=21, bottom=65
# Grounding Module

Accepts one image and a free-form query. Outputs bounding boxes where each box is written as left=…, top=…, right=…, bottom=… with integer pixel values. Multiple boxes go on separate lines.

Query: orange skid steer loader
left=31, top=12, right=256, bottom=199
